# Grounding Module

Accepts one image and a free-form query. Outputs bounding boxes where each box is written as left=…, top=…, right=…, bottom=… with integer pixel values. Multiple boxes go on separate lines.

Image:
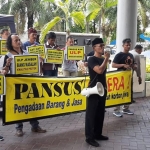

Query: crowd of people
left=0, top=28, right=143, bottom=147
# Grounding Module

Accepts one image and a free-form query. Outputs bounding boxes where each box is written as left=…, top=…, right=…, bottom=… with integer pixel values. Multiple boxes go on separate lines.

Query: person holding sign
left=0, top=69, right=7, bottom=141
left=62, top=36, right=78, bottom=76
left=23, top=27, right=39, bottom=50
left=85, top=38, right=109, bottom=147
left=112, top=38, right=135, bottom=117
left=43, top=32, right=60, bottom=76
left=2, top=34, right=46, bottom=137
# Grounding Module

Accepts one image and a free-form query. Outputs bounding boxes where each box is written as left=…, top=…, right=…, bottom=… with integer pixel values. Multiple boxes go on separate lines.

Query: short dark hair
left=134, top=44, right=143, bottom=50
left=1, top=29, right=8, bottom=34
left=122, top=38, right=131, bottom=44
left=48, top=32, right=56, bottom=39
left=67, top=35, right=74, bottom=41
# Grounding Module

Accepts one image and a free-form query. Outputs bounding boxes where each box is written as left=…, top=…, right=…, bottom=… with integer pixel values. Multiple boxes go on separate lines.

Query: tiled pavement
left=1, top=98, right=150, bottom=150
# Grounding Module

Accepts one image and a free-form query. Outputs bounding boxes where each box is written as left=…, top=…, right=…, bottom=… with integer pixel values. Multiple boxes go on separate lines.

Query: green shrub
left=146, top=73, right=150, bottom=81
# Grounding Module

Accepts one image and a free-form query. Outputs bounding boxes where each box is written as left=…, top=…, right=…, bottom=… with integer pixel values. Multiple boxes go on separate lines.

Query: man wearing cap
left=85, top=38, right=110, bottom=147
left=23, top=27, right=39, bottom=50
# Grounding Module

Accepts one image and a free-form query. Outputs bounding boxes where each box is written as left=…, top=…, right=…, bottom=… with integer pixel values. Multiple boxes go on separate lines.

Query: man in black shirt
left=112, top=38, right=135, bottom=117
left=85, top=38, right=110, bottom=147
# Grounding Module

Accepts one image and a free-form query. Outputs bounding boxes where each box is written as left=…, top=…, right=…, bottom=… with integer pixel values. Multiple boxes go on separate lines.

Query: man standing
left=112, top=38, right=136, bottom=117
left=43, top=32, right=60, bottom=76
left=130, top=45, right=143, bottom=85
left=85, top=38, right=109, bottom=147
left=23, top=27, right=39, bottom=50
left=0, top=29, right=10, bottom=40
left=62, top=36, right=77, bottom=76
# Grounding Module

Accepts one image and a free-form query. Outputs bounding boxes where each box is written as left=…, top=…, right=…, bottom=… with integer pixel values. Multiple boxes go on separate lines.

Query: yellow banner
left=0, top=75, right=5, bottom=95
left=3, top=71, right=132, bottom=124
left=0, top=40, right=8, bottom=55
left=27, top=45, right=45, bottom=58
left=67, top=46, right=85, bottom=60
left=12, top=55, right=40, bottom=75
left=45, top=49, right=64, bottom=64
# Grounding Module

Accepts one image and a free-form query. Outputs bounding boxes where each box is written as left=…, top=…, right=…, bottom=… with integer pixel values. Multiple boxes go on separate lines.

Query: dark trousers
left=16, top=120, right=39, bottom=130
left=85, top=91, right=107, bottom=140
left=43, top=69, right=58, bottom=77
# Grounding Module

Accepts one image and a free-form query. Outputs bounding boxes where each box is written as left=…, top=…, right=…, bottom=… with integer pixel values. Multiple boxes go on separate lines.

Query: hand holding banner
left=67, top=46, right=85, bottom=60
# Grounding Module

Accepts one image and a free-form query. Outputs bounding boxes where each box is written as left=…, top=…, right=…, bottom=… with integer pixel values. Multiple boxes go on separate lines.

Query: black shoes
left=0, top=136, right=4, bottom=141
left=86, top=139, right=100, bottom=147
left=95, top=135, right=109, bottom=141
left=86, top=135, right=109, bottom=147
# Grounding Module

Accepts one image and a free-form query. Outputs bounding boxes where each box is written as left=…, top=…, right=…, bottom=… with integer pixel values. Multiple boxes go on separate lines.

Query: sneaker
left=0, top=136, right=4, bottom=141
left=31, top=126, right=46, bottom=133
left=113, top=112, right=123, bottom=117
left=16, top=129, right=24, bottom=137
left=122, top=110, right=134, bottom=115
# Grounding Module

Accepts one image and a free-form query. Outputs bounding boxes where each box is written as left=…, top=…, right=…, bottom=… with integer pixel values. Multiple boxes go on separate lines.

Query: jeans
left=43, top=70, right=58, bottom=77
left=16, top=120, right=39, bottom=130
left=114, top=77, right=133, bottom=112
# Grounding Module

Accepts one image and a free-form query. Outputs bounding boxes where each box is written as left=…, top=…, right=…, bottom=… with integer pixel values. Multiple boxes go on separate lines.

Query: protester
left=23, top=27, right=39, bottom=50
left=112, top=38, right=136, bottom=117
left=0, top=29, right=10, bottom=40
left=2, top=34, right=46, bottom=136
left=130, top=44, right=143, bottom=85
left=0, top=70, right=6, bottom=141
left=85, top=38, right=109, bottom=147
left=62, top=36, right=78, bottom=76
left=43, top=32, right=60, bottom=76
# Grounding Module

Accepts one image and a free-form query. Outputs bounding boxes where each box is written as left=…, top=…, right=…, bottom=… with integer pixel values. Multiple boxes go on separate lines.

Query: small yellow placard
left=12, top=55, right=40, bottom=74
left=67, top=46, right=85, bottom=60
left=0, top=40, right=8, bottom=55
left=45, top=49, right=64, bottom=64
left=27, top=45, right=45, bottom=58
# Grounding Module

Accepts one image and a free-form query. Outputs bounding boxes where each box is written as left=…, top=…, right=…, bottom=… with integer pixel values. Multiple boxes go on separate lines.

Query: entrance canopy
left=0, top=14, right=16, bottom=33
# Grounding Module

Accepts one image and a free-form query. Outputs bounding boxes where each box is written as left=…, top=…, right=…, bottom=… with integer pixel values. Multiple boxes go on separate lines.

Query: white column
left=116, top=0, right=138, bottom=53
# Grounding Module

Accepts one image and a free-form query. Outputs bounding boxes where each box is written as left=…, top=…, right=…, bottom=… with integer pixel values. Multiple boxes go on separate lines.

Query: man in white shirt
left=130, top=45, right=143, bottom=103
left=130, top=45, right=143, bottom=85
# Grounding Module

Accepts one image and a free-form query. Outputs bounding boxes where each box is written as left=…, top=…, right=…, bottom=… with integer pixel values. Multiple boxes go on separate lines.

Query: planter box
left=146, top=81, right=150, bottom=97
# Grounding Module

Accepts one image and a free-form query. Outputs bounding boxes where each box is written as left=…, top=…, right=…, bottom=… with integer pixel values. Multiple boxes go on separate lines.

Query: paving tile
left=1, top=98, right=150, bottom=149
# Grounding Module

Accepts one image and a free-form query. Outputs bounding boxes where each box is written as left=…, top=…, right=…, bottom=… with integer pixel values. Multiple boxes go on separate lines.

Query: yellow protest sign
left=67, top=46, right=85, bottom=60
left=27, top=45, right=45, bottom=58
left=0, top=40, right=8, bottom=55
left=12, top=55, right=40, bottom=75
left=45, top=49, right=64, bottom=64
left=0, top=75, right=5, bottom=95
left=3, top=70, right=131, bottom=125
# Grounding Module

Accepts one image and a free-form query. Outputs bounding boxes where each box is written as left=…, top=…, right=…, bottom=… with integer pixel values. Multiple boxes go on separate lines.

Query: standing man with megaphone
left=85, top=38, right=110, bottom=147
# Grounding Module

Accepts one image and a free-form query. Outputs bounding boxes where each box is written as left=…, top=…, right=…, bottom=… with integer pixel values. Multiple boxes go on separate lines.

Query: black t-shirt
left=113, top=52, right=135, bottom=70
left=88, top=56, right=106, bottom=88
left=84, top=51, right=94, bottom=62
